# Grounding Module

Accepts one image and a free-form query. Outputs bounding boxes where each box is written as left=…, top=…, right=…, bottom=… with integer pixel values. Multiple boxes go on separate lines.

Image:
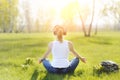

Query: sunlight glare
left=19, top=0, right=104, bottom=27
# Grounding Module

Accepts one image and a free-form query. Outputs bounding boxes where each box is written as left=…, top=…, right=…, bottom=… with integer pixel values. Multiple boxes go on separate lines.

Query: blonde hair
left=53, top=25, right=66, bottom=42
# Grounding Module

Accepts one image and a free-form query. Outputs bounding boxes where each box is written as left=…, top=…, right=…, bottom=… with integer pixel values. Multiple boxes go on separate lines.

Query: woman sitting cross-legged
left=39, top=25, right=86, bottom=74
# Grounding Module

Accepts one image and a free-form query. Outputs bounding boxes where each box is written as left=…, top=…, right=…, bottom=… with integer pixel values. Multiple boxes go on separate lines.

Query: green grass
left=0, top=32, right=120, bottom=80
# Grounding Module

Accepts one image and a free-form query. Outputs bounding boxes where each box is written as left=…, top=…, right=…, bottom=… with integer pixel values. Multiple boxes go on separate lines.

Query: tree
left=0, top=0, right=18, bottom=33
left=88, top=0, right=95, bottom=36
left=77, top=0, right=95, bottom=37
left=35, top=19, right=40, bottom=32
left=23, top=1, right=32, bottom=33
left=99, top=0, right=120, bottom=31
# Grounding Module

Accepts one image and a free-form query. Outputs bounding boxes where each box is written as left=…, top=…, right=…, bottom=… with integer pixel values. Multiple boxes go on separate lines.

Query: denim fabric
left=42, top=58, right=79, bottom=74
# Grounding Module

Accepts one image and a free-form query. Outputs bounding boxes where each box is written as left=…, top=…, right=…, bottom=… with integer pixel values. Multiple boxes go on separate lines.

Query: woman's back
left=51, top=40, right=70, bottom=68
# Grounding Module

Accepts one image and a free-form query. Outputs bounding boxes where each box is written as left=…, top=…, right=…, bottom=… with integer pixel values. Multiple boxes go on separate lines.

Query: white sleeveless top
left=51, top=40, right=70, bottom=68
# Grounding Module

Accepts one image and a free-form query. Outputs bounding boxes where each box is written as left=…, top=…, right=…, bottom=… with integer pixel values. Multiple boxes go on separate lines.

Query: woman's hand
left=81, top=57, right=86, bottom=63
left=38, top=58, right=43, bottom=64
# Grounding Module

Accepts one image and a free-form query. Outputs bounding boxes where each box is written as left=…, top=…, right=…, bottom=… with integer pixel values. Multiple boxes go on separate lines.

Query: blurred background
left=0, top=0, right=120, bottom=36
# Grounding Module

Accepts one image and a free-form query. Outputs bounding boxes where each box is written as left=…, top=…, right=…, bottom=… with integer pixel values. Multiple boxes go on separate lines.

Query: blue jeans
left=42, top=58, right=79, bottom=74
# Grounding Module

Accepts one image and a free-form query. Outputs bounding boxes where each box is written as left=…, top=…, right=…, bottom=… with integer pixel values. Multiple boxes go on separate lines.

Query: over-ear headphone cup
left=63, top=31, right=66, bottom=35
left=54, top=31, right=56, bottom=35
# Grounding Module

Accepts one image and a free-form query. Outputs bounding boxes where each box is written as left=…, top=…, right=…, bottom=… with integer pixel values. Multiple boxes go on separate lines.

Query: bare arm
left=39, top=42, right=52, bottom=63
left=68, top=41, right=86, bottom=63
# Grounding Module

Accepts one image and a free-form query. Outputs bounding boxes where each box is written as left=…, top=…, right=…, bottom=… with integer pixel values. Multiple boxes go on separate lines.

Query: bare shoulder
left=68, top=41, right=74, bottom=50
left=48, top=41, right=53, bottom=47
left=68, top=41, right=73, bottom=46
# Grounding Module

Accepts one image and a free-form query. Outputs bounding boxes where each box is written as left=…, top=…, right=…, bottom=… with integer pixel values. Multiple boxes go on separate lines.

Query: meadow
left=0, top=32, right=120, bottom=80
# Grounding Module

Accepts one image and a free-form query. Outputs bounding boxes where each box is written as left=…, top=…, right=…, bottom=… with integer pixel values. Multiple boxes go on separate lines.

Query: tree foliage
left=99, top=0, right=120, bottom=30
left=0, top=0, right=18, bottom=33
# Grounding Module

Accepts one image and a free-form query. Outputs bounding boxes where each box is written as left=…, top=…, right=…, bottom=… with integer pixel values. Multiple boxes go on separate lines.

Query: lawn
left=0, top=32, right=120, bottom=80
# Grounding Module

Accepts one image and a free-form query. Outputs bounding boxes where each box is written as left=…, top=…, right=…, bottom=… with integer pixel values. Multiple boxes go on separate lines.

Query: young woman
left=39, top=25, right=86, bottom=74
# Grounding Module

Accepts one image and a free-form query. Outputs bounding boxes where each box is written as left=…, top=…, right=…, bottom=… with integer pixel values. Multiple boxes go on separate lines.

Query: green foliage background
left=0, top=0, right=18, bottom=32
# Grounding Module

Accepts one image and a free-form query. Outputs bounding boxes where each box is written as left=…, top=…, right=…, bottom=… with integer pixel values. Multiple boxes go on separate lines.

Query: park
left=0, top=0, right=120, bottom=80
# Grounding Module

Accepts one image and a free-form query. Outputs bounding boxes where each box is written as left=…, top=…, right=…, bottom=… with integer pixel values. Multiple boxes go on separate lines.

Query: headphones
left=53, top=25, right=66, bottom=35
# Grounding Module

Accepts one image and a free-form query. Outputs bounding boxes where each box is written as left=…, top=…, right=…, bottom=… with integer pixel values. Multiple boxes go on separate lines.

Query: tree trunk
left=77, top=0, right=95, bottom=37
left=87, top=0, right=95, bottom=37
left=79, top=15, right=87, bottom=36
left=94, top=25, right=97, bottom=35
left=76, top=0, right=87, bottom=36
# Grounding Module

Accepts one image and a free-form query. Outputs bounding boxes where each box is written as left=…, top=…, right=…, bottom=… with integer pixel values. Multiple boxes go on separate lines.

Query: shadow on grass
left=42, top=70, right=84, bottom=80
left=31, top=69, right=39, bottom=80
left=88, top=36, right=113, bottom=45
left=30, top=70, right=66, bottom=80
left=0, top=62, right=20, bottom=67
left=0, top=38, right=30, bottom=42
left=24, top=42, right=47, bottom=48
left=74, top=70, right=84, bottom=76
left=92, top=67, right=119, bottom=77
left=30, top=69, right=84, bottom=80
left=42, top=73, right=66, bottom=80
